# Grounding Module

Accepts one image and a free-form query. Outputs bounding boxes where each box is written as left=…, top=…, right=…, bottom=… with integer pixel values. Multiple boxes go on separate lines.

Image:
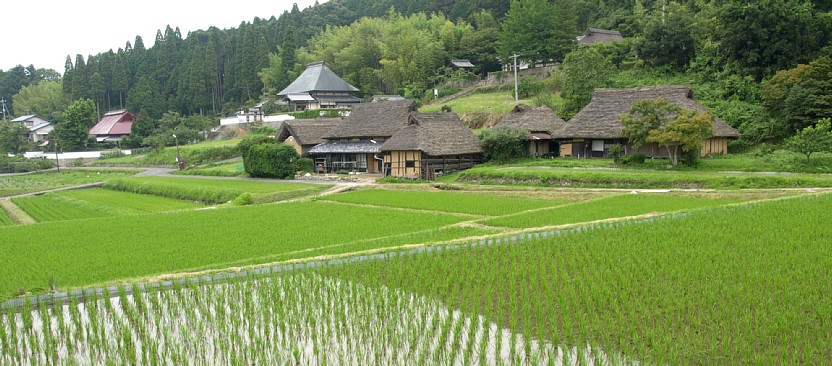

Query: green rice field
left=319, top=189, right=569, bottom=216
left=0, top=201, right=468, bottom=297
left=2, top=193, right=829, bottom=365
left=0, top=169, right=140, bottom=197
left=0, top=207, right=12, bottom=226
left=12, top=189, right=203, bottom=223
left=482, top=193, right=747, bottom=228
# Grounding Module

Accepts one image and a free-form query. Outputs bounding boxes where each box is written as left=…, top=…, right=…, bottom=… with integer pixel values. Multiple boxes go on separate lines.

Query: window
left=591, top=140, right=605, bottom=152
left=405, top=160, right=416, bottom=168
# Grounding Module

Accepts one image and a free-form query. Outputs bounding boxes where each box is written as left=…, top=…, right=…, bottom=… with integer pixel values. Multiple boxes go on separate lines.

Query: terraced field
left=12, top=189, right=203, bottom=223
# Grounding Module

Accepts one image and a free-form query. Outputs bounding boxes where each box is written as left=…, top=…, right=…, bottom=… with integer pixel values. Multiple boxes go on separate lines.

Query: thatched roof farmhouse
left=495, top=104, right=568, bottom=156
left=558, top=85, right=740, bottom=158
left=276, top=118, right=342, bottom=156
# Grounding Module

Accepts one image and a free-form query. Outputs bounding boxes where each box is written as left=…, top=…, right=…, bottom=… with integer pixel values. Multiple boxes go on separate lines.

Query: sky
left=0, top=0, right=323, bottom=74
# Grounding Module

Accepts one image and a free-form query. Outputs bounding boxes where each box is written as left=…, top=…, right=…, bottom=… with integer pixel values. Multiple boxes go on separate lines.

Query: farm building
left=577, top=28, right=624, bottom=45
left=276, top=118, right=342, bottom=156
left=494, top=104, right=567, bottom=157
left=277, top=61, right=362, bottom=111
left=557, top=85, right=741, bottom=158
left=308, top=100, right=416, bottom=174
left=380, top=113, right=483, bottom=180
left=89, top=110, right=135, bottom=142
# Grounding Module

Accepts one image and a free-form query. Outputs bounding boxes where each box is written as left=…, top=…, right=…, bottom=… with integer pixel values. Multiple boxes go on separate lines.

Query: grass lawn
left=97, top=139, right=242, bottom=166
left=420, top=91, right=534, bottom=114
left=0, top=169, right=141, bottom=197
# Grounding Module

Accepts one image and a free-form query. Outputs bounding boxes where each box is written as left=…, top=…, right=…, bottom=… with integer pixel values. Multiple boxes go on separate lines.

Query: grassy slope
left=0, top=169, right=140, bottom=197
left=318, top=189, right=568, bottom=216
left=104, top=176, right=330, bottom=204
left=0, top=201, right=467, bottom=298
left=420, top=91, right=534, bottom=114
left=319, top=194, right=832, bottom=365
left=454, top=165, right=832, bottom=189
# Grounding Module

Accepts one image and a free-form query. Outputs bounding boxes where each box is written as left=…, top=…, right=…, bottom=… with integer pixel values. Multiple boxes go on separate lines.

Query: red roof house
left=89, top=110, right=135, bottom=142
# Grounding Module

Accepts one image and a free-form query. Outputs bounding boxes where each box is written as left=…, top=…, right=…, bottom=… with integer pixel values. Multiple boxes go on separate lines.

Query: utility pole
left=511, top=54, right=520, bottom=106
left=0, top=98, right=7, bottom=121
left=54, top=138, right=60, bottom=173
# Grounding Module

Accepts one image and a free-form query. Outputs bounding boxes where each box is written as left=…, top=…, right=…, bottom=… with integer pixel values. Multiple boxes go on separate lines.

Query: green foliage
left=620, top=97, right=682, bottom=149
left=516, top=76, right=543, bottom=98
left=0, top=121, right=29, bottom=154
left=243, top=143, right=302, bottom=179
left=559, top=47, right=612, bottom=119
left=499, top=0, right=576, bottom=63
left=647, top=110, right=713, bottom=166
left=0, top=170, right=139, bottom=197
left=785, top=118, right=832, bottom=162
left=636, top=3, right=696, bottom=69
left=237, top=134, right=273, bottom=156
left=248, top=125, right=278, bottom=135
left=232, top=192, right=254, bottom=206
left=761, top=56, right=832, bottom=134
left=479, top=126, right=529, bottom=163
left=11, top=81, right=68, bottom=121
left=54, top=99, right=96, bottom=151
left=0, top=156, right=53, bottom=173
left=713, top=0, right=824, bottom=80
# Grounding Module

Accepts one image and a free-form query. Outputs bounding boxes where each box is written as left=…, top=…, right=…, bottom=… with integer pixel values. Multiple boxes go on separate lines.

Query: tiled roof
left=278, top=61, right=359, bottom=96
left=89, top=110, right=135, bottom=136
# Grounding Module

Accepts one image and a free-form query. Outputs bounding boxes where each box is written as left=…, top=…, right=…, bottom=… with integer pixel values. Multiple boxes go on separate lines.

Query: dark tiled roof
left=277, top=61, right=359, bottom=96
left=324, top=99, right=417, bottom=139
left=308, top=140, right=382, bottom=154
left=451, top=59, right=475, bottom=68
left=11, top=115, right=36, bottom=122
left=277, top=119, right=341, bottom=146
left=560, top=85, right=741, bottom=139
left=380, top=113, right=483, bottom=156
left=495, top=104, right=567, bottom=136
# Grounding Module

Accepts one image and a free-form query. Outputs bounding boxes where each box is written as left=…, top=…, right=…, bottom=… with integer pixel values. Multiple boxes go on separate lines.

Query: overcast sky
left=0, top=0, right=323, bottom=74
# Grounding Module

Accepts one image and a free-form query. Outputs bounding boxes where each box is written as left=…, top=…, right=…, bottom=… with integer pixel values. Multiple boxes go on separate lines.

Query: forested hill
left=2, top=0, right=831, bottom=141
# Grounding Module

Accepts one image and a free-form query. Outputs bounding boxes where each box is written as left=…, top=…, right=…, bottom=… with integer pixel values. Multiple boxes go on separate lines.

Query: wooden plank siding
left=385, top=150, right=422, bottom=178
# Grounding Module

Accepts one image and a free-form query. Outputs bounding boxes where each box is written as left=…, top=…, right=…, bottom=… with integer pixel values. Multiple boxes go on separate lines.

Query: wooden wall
left=385, top=150, right=422, bottom=178
left=701, top=138, right=729, bottom=156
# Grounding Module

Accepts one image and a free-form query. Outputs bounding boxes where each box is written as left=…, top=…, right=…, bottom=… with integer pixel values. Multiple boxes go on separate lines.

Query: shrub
left=244, top=143, right=301, bottom=179
left=440, top=105, right=453, bottom=113
left=238, top=134, right=274, bottom=157
left=233, top=192, right=254, bottom=206
left=479, top=126, right=529, bottom=163
left=249, top=125, right=278, bottom=135
left=517, top=76, right=543, bottom=98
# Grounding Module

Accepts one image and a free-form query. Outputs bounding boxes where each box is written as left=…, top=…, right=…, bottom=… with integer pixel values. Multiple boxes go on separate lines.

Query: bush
left=608, top=144, right=625, bottom=162
left=0, top=156, right=54, bottom=173
left=233, top=192, right=254, bottom=206
left=243, top=143, right=301, bottom=179
left=620, top=152, right=647, bottom=165
left=249, top=125, right=278, bottom=135
left=440, top=105, right=453, bottom=112
left=479, top=126, right=530, bottom=163
left=517, top=76, right=544, bottom=98
left=238, top=134, right=274, bottom=157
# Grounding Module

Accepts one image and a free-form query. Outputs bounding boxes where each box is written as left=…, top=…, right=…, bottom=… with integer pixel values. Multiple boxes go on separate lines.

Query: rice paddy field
left=0, top=169, right=140, bottom=197
left=11, top=189, right=203, bottom=223
left=0, top=207, right=12, bottom=226
left=1, top=182, right=830, bottom=364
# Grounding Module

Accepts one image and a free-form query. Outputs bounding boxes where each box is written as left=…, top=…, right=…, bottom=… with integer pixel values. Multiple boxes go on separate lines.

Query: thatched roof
left=560, top=85, right=741, bottom=139
left=277, top=61, right=359, bottom=96
left=308, top=140, right=382, bottom=154
left=277, top=118, right=341, bottom=146
left=577, top=28, right=624, bottom=45
left=495, top=104, right=567, bottom=136
left=380, top=113, right=483, bottom=156
left=324, top=99, right=417, bottom=139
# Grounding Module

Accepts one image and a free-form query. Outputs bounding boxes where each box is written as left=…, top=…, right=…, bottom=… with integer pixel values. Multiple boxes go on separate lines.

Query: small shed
left=380, top=113, right=483, bottom=180
left=276, top=119, right=341, bottom=156
left=577, top=28, right=624, bottom=45
left=494, top=104, right=567, bottom=157
left=557, top=85, right=741, bottom=158
left=450, top=59, right=476, bottom=69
